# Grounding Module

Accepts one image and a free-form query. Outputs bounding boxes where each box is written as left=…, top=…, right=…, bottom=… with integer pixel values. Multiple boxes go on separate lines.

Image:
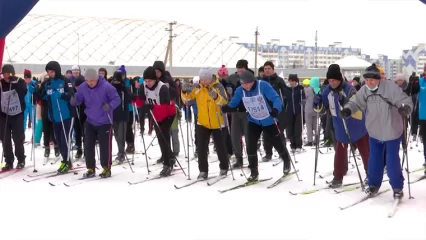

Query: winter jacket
left=181, top=77, right=228, bottom=129
left=322, top=81, right=367, bottom=144
left=417, top=76, right=426, bottom=120
left=132, top=78, right=145, bottom=109
left=346, top=79, right=413, bottom=141
left=153, top=61, right=177, bottom=101
left=262, top=73, right=287, bottom=102
left=171, top=105, right=181, bottom=130
left=304, top=87, right=315, bottom=116
left=125, top=78, right=134, bottom=112
left=228, top=80, right=282, bottom=127
left=72, top=77, right=121, bottom=126
left=0, top=76, right=27, bottom=117
left=25, top=80, right=37, bottom=106
left=139, top=80, right=176, bottom=123
left=112, top=82, right=131, bottom=122
left=283, top=84, right=305, bottom=115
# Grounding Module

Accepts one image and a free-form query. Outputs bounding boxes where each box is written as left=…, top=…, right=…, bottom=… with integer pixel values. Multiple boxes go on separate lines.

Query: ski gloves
left=269, top=108, right=279, bottom=118
left=340, top=108, right=352, bottom=118
left=142, top=103, right=154, bottom=111
left=221, top=105, right=237, bottom=113
left=103, top=103, right=109, bottom=112
left=398, top=104, right=411, bottom=117
left=313, top=94, right=322, bottom=108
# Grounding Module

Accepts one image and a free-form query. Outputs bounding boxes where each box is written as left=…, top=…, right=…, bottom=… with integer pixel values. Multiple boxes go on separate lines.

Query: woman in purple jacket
left=70, top=68, right=120, bottom=178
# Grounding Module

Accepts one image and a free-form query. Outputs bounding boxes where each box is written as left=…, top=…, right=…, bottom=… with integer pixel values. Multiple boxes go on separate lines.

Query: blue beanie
left=117, top=65, right=126, bottom=75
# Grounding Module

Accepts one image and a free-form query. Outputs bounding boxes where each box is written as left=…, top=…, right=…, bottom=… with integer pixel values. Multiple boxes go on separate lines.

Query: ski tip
left=289, top=191, right=297, bottom=195
left=23, top=179, right=30, bottom=182
left=128, top=182, right=133, bottom=185
left=63, top=183, right=71, bottom=187
left=319, top=175, right=324, bottom=179
left=174, top=185, right=180, bottom=189
left=48, top=182, right=55, bottom=186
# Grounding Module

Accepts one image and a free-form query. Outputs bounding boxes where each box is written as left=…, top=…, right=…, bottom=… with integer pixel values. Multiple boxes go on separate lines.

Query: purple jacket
left=72, top=77, right=120, bottom=126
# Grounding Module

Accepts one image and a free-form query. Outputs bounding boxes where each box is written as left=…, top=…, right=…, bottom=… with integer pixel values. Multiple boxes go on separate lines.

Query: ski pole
left=107, top=112, right=134, bottom=173
left=402, top=115, right=414, bottom=199
left=31, top=96, right=37, bottom=172
left=313, top=111, right=321, bottom=185
left=217, top=112, right=235, bottom=180
left=56, top=98, right=73, bottom=168
left=0, top=91, right=11, bottom=167
left=184, top=98, right=191, bottom=180
left=140, top=129, right=150, bottom=175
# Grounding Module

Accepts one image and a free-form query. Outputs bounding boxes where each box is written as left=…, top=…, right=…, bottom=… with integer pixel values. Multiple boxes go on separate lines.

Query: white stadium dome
left=4, top=14, right=263, bottom=68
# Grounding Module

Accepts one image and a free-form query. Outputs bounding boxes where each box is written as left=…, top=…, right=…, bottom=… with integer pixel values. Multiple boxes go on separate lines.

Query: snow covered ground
left=0, top=125, right=425, bottom=240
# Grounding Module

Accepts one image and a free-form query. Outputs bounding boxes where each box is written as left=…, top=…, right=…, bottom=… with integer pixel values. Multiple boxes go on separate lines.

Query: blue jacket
left=283, top=84, right=305, bottom=115
left=418, top=76, right=426, bottom=120
left=228, top=80, right=282, bottom=126
left=125, top=78, right=135, bottom=112
left=25, top=80, right=37, bottom=106
left=41, top=78, right=75, bottom=123
left=322, top=81, right=367, bottom=144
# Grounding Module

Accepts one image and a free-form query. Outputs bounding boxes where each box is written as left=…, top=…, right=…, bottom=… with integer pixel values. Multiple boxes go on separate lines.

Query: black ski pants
left=263, top=111, right=285, bottom=156
left=154, top=115, right=175, bottom=167
left=84, top=122, right=113, bottom=169
left=74, top=108, right=86, bottom=148
left=126, top=110, right=135, bottom=145
left=42, top=117, right=56, bottom=147
left=113, top=121, right=127, bottom=156
left=0, top=113, right=25, bottom=164
left=196, top=125, right=229, bottom=172
left=53, top=119, right=72, bottom=163
left=285, top=113, right=303, bottom=149
left=138, top=107, right=146, bottom=133
left=246, top=122, right=291, bottom=170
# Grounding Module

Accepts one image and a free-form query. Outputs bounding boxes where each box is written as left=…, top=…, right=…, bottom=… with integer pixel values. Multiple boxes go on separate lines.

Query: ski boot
left=328, top=179, right=342, bottom=188
left=99, top=168, right=111, bottom=178
left=1, top=162, right=13, bottom=171
left=83, top=168, right=96, bottom=178
left=232, top=157, right=243, bottom=169
left=160, top=165, right=173, bottom=177
left=75, top=149, right=83, bottom=159
left=54, top=146, right=60, bottom=158
left=57, top=161, right=71, bottom=174
left=262, top=155, right=272, bottom=162
left=115, top=154, right=125, bottom=164
left=283, top=160, right=291, bottom=175
left=197, top=172, right=208, bottom=180
left=364, top=186, right=379, bottom=196
left=393, top=189, right=404, bottom=199
left=363, top=177, right=368, bottom=186
left=126, top=143, right=135, bottom=154
left=16, top=161, right=25, bottom=169
left=247, top=168, right=259, bottom=182
left=304, top=142, right=313, bottom=147
left=44, top=148, right=50, bottom=158
left=219, top=169, right=228, bottom=177
left=156, top=156, right=164, bottom=164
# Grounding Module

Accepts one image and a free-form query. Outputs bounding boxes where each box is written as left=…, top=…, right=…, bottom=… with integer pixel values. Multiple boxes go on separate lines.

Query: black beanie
left=236, top=59, right=248, bottom=69
left=264, top=61, right=274, bottom=70
left=113, top=71, right=124, bottom=83
left=143, top=66, right=157, bottom=80
left=363, top=64, right=381, bottom=80
left=326, top=64, right=343, bottom=81
left=288, top=74, right=299, bottom=82
left=2, top=64, right=15, bottom=76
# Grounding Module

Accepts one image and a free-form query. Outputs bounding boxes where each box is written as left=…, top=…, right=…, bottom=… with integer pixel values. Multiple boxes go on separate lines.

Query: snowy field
left=0, top=124, right=425, bottom=240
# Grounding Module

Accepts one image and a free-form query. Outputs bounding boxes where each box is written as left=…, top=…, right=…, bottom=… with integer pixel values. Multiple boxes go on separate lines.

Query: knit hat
left=117, top=65, right=126, bottom=75
left=217, top=65, right=228, bottom=75
left=326, top=64, right=343, bottom=81
left=143, top=66, right=157, bottom=80
left=352, top=77, right=361, bottom=84
left=264, top=61, right=274, bottom=70
left=24, top=69, right=32, bottom=78
left=113, top=71, right=124, bottom=83
left=1, top=64, right=15, bottom=75
left=396, top=73, right=405, bottom=81
left=302, top=79, right=310, bottom=85
left=258, top=66, right=264, bottom=73
left=71, top=65, right=80, bottom=72
left=236, top=59, right=248, bottom=69
left=84, top=68, right=99, bottom=80
left=66, top=70, right=72, bottom=75
left=199, top=67, right=213, bottom=79
left=288, top=74, right=299, bottom=82
left=363, top=64, right=381, bottom=80
left=239, top=70, right=256, bottom=83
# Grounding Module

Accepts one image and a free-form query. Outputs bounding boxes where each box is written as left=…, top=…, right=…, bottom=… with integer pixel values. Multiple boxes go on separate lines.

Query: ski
left=206, top=175, right=227, bottom=186
left=128, top=174, right=173, bottom=185
left=334, top=185, right=361, bottom=194
left=409, top=175, right=426, bottom=184
left=174, top=176, right=215, bottom=189
left=339, top=189, right=390, bottom=210
left=0, top=168, right=24, bottom=179
left=319, top=165, right=355, bottom=179
left=409, top=167, right=425, bottom=173
left=63, top=177, right=104, bottom=187
left=218, top=178, right=273, bottom=194
left=26, top=166, right=85, bottom=178
left=23, top=169, right=83, bottom=182
left=388, top=199, right=401, bottom=218
left=267, top=171, right=299, bottom=189
left=289, top=181, right=359, bottom=195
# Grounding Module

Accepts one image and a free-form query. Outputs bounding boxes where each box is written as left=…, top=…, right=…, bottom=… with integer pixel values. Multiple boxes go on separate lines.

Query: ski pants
left=333, top=133, right=369, bottom=180
left=196, top=124, right=229, bottom=172
left=230, top=112, right=247, bottom=159
left=368, top=136, right=404, bottom=190
left=411, top=101, right=419, bottom=136
left=53, top=119, right=72, bottom=163
left=325, top=111, right=336, bottom=149
left=73, top=109, right=86, bottom=149
left=171, top=129, right=179, bottom=154
left=154, top=115, right=174, bottom=167
left=247, top=122, right=291, bottom=171
left=138, top=107, right=146, bottom=134
left=42, top=118, right=56, bottom=147
left=113, top=121, right=127, bottom=157
left=263, top=111, right=285, bottom=156
left=305, top=113, right=317, bottom=143
left=194, top=115, right=198, bottom=152
left=126, top=110, right=135, bottom=145
left=34, top=119, right=43, bottom=144
left=419, top=120, right=426, bottom=161
left=85, top=122, right=113, bottom=169
left=23, top=105, right=33, bottom=131
left=0, top=113, right=25, bottom=164
left=285, top=113, right=303, bottom=149
left=224, top=113, right=233, bottom=156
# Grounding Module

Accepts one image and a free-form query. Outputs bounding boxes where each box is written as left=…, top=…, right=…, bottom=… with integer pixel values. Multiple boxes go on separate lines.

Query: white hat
left=192, top=76, right=200, bottom=84
left=71, top=65, right=80, bottom=71
left=396, top=73, right=405, bottom=81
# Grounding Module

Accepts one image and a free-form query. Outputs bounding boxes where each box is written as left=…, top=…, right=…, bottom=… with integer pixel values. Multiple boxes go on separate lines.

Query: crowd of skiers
left=1, top=58, right=425, bottom=199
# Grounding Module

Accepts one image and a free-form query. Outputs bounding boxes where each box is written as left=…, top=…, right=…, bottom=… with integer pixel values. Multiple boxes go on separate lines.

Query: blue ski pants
left=53, top=119, right=72, bottom=163
left=23, top=105, right=34, bottom=131
left=368, top=136, right=404, bottom=190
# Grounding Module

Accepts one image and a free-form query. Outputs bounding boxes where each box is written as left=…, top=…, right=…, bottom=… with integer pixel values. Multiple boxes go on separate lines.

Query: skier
left=140, top=66, right=176, bottom=177
left=304, top=77, right=320, bottom=146
left=0, top=64, right=28, bottom=170
left=38, top=61, right=75, bottom=173
left=343, top=63, right=413, bottom=199
left=23, top=69, right=36, bottom=131
left=315, top=64, right=369, bottom=188
left=284, top=74, right=305, bottom=153
left=110, top=71, right=131, bottom=163
left=73, top=75, right=86, bottom=159
left=222, top=70, right=292, bottom=182
left=70, top=68, right=120, bottom=178
left=181, top=67, right=229, bottom=180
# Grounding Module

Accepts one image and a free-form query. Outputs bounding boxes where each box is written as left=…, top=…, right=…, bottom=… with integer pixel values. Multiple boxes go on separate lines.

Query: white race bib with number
left=1, top=89, right=22, bottom=116
left=241, top=81, right=270, bottom=120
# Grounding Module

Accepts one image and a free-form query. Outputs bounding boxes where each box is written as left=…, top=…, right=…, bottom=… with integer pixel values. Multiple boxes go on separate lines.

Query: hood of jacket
left=45, top=61, right=62, bottom=80
left=153, top=61, right=166, bottom=75
left=310, top=77, right=321, bottom=94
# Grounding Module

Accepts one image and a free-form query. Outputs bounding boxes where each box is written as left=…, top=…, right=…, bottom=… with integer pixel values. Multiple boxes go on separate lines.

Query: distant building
left=237, top=40, right=362, bottom=69
left=401, top=43, right=426, bottom=76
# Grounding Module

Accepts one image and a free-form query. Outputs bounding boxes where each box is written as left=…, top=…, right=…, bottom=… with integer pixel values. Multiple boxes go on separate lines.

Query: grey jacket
left=345, top=80, right=413, bottom=142
left=304, top=87, right=315, bottom=116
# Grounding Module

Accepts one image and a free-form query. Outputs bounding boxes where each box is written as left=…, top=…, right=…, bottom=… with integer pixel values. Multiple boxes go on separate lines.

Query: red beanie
left=218, top=65, right=228, bottom=75
left=24, top=69, right=32, bottom=78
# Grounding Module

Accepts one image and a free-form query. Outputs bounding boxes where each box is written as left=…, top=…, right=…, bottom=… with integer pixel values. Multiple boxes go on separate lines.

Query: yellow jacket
left=181, top=77, right=228, bottom=129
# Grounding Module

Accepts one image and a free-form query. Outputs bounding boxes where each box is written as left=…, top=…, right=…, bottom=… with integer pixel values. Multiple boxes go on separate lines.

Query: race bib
left=1, top=90, right=23, bottom=116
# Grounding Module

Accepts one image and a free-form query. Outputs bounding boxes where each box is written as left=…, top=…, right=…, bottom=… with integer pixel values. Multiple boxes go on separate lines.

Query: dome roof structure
left=4, top=14, right=263, bottom=68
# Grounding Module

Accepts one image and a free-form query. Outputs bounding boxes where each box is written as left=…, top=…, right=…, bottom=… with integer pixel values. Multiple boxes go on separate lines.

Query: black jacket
left=0, top=76, right=28, bottom=117
left=112, top=82, right=131, bottom=122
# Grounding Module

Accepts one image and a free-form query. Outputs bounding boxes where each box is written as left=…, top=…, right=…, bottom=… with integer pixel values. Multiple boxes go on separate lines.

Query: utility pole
left=254, top=27, right=259, bottom=76
left=164, top=21, right=177, bottom=73
left=315, top=30, right=318, bottom=68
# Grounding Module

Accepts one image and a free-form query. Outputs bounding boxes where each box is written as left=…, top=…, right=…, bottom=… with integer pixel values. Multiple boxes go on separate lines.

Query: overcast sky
left=29, top=0, right=426, bottom=59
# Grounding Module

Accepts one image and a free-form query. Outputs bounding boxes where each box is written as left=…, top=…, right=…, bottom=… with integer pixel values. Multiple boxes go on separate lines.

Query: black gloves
left=398, top=104, right=411, bottom=117
left=221, top=105, right=237, bottom=113
left=340, top=108, right=352, bottom=118
left=269, top=108, right=279, bottom=118
left=143, top=103, right=154, bottom=111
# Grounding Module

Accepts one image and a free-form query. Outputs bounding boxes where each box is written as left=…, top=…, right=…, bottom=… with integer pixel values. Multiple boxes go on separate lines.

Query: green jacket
left=171, top=106, right=181, bottom=130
